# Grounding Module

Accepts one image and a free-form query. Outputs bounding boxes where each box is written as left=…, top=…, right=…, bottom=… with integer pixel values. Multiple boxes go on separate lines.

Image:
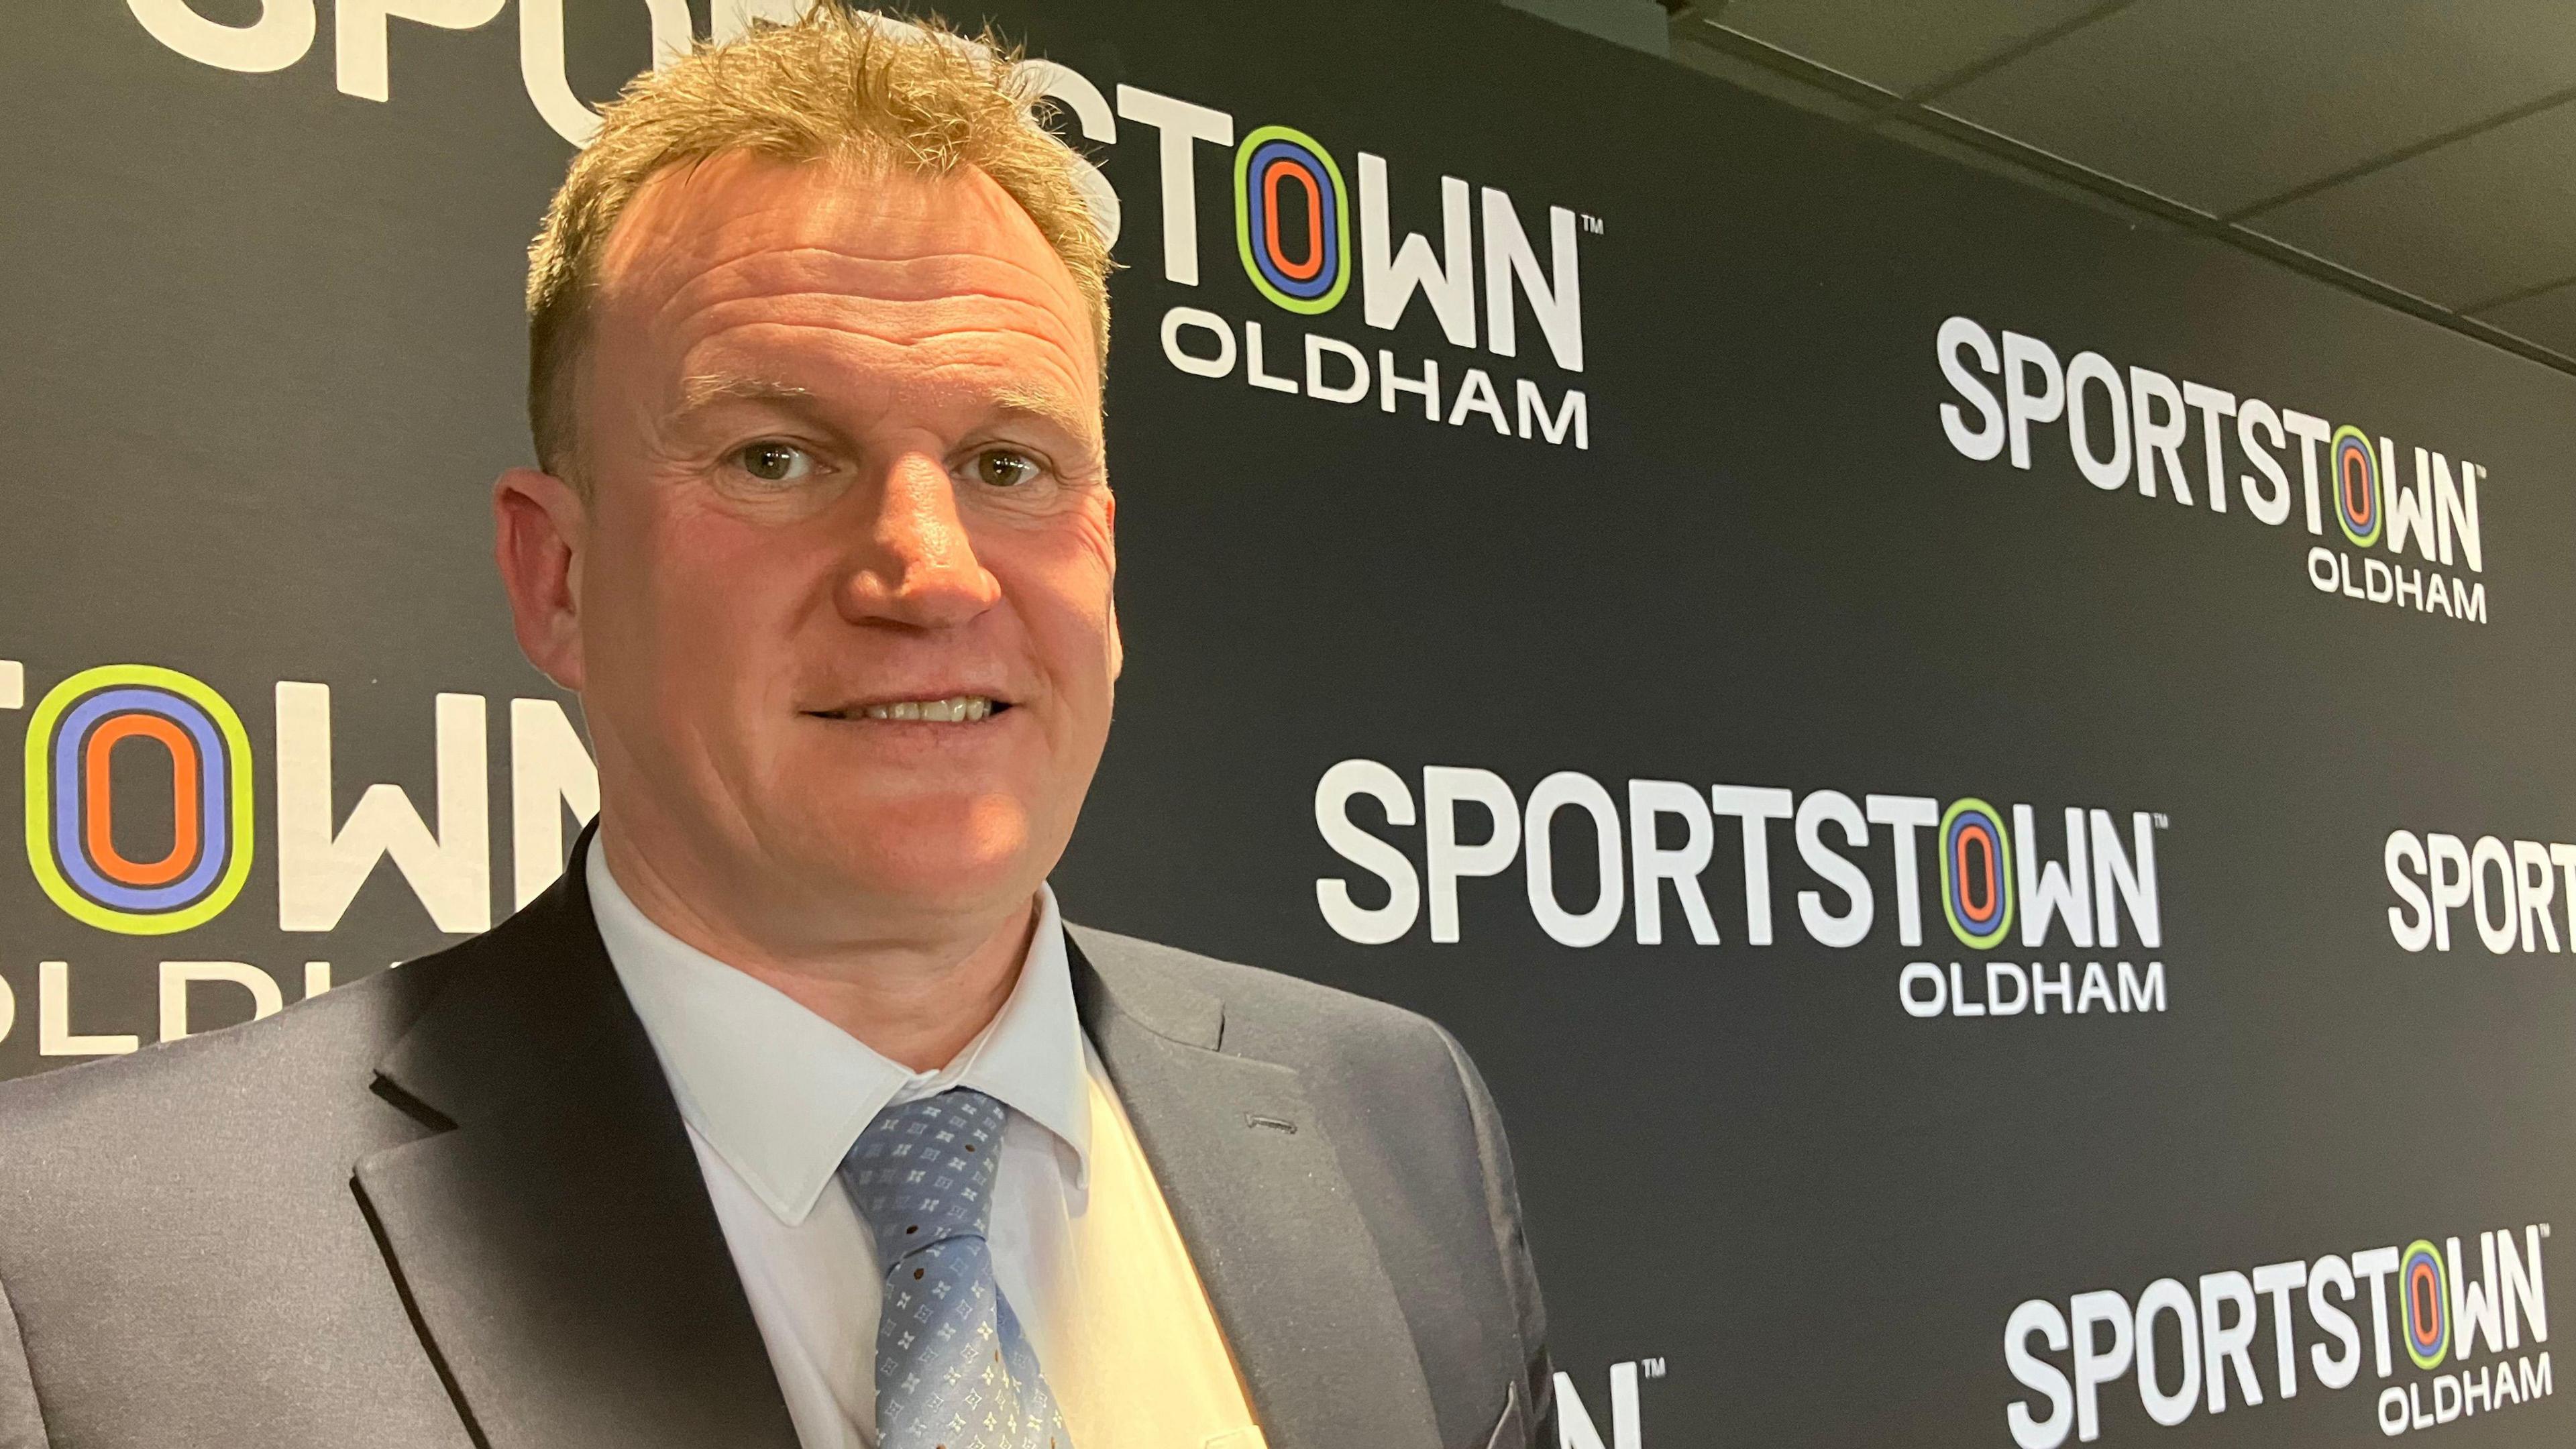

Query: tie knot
left=839, top=1087, right=1008, bottom=1270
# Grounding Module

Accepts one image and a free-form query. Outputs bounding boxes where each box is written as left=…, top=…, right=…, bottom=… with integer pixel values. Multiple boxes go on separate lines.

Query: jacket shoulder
left=0, top=867, right=609, bottom=1142
left=0, top=940, right=464, bottom=1145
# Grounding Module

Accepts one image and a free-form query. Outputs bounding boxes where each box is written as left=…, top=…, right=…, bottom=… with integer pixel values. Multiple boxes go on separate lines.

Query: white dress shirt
left=588, top=851, right=1265, bottom=1449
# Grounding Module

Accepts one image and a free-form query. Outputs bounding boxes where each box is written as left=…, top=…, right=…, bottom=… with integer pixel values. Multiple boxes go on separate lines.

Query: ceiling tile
left=1671, top=31, right=1886, bottom=123
left=1931, top=0, right=2576, bottom=216
left=1501, top=0, right=1671, bottom=56
left=1715, top=0, right=2104, bottom=95
left=2469, top=280, right=2576, bottom=359
left=2243, top=99, right=2576, bottom=307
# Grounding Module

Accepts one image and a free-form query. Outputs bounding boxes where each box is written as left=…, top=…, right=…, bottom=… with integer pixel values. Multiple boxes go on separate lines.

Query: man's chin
left=774, top=808, right=1041, bottom=916
left=845, top=857, right=1030, bottom=914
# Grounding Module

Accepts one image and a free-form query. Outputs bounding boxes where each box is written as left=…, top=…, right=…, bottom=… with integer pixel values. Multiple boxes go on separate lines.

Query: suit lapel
left=354, top=846, right=799, bottom=1449
left=352, top=867, right=1446, bottom=1449
left=1069, top=928, right=1445, bottom=1449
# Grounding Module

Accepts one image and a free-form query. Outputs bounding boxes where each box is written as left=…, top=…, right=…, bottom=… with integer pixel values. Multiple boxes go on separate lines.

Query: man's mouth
left=808, top=695, right=1004, bottom=724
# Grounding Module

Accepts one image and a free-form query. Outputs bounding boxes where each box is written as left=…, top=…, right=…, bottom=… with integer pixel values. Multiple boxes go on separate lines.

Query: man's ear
left=493, top=466, right=589, bottom=692
left=1103, top=491, right=1122, bottom=682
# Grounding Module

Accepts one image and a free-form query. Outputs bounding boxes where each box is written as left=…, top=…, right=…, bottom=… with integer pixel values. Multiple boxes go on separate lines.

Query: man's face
left=533, top=153, right=1115, bottom=942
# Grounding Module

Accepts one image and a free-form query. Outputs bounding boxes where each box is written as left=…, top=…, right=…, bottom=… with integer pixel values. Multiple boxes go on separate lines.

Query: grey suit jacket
left=0, top=854, right=1552, bottom=1449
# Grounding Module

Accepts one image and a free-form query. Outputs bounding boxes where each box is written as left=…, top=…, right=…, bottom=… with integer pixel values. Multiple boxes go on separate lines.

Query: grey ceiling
left=1534, top=0, right=2576, bottom=371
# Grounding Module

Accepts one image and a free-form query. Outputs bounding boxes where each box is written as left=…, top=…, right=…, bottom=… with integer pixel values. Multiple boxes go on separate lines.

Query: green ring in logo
left=1939, top=797, right=2016, bottom=951
left=1234, top=124, right=1351, bottom=316
left=2400, top=1239, right=2451, bottom=1371
left=2330, top=425, right=2383, bottom=549
left=24, top=664, right=254, bottom=935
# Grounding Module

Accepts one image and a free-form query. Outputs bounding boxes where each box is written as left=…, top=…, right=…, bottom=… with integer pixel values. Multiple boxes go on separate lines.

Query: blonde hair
left=523, top=7, right=1111, bottom=478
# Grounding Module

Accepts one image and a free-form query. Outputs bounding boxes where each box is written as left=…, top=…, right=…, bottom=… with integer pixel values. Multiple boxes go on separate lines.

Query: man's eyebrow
left=677, top=373, right=820, bottom=411
left=986, top=384, right=1099, bottom=443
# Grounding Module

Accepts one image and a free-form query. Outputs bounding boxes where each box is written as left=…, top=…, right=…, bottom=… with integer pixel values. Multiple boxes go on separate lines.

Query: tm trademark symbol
left=1641, top=1358, right=1667, bottom=1379
left=1581, top=214, right=1606, bottom=235
left=2153, top=813, right=2171, bottom=829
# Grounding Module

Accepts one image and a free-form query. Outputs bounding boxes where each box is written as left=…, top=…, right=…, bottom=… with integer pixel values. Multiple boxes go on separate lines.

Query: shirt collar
left=587, top=845, right=1092, bottom=1225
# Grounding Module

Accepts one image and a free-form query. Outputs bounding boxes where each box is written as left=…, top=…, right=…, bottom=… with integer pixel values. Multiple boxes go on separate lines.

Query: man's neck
left=596, top=830, right=1037, bottom=1073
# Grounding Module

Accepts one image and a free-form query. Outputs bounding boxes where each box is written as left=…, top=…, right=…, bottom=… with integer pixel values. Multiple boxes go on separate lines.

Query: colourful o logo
left=2332, top=426, right=2381, bottom=547
left=2402, top=1240, right=2450, bottom=1370
left=24, top=665, right=253, bottom=935
left=1234, top=125, right=1349, bottom=315
left=1940, top=798, right=2015, bottom=949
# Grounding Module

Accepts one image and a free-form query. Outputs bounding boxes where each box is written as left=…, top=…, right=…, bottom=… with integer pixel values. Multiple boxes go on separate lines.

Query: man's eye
left=735, top=441, right=813, bottom=483
left=973, top=449, right=1042, bottom=489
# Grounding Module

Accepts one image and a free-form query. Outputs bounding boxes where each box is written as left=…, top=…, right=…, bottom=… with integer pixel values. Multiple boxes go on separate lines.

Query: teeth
left=856, top=696, right=994, bottom=722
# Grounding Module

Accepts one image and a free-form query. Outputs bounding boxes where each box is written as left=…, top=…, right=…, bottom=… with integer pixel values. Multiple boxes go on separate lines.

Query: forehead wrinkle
left=718, top=242, right=1085, bottom=307
left=683, top=311, right=1090, bottom=375
left=675, top=287, right=1089, bottom=363
left=660, top=245, right=1090, bottom=356
left=675, top=228, right=1077, bottom=301
left=694, top=309, right=1090, bottom=384
left=983, top=382, right=1099, bottom=449
left=671, top=305, right=1098, bottom=415
left=672, top=321, right=1097, bottom=439
left=597, top=152, right=1093, bottom=330
left=677, top=371, right=817, bottom=407
left=643, top=248, right=1094, bottom=394
left=676, top=241, right=1081, bottom=299
left=902, top=354, right=1095, bottom=427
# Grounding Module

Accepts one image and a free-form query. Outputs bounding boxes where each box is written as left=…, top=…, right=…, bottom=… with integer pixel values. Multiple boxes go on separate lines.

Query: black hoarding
left=6, top=2, right=2572, bottom=1443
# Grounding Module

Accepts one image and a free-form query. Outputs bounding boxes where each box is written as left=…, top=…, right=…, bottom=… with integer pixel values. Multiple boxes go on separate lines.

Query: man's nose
left=835, top=455, right=1002, bottom=629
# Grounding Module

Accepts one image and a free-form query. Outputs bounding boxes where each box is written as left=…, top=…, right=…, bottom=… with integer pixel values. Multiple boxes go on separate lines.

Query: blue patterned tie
left=839, top=1087, right=1072, bottom=1449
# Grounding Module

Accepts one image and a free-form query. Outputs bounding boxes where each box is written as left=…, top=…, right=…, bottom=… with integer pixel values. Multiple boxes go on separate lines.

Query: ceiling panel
left=2470, top=281, right=2576, bottom=358
left=1931, top=0, right=2576, bottom=216
left=2245, top=99, right=2576, bottom=308
left=1501, top=0, right=1669, bottom=55
left=1713, top=0, right=2103, bottom=96
left=1668, top=30, right=1884, bottom=124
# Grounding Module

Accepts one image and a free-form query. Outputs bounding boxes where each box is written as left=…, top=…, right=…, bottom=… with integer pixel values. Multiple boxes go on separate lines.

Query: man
left=0, top=11, right=1548, bottom=1449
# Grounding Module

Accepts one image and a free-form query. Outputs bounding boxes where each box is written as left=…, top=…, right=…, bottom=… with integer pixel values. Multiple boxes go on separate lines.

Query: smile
left=809, top=696, right=1003, bottom=724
